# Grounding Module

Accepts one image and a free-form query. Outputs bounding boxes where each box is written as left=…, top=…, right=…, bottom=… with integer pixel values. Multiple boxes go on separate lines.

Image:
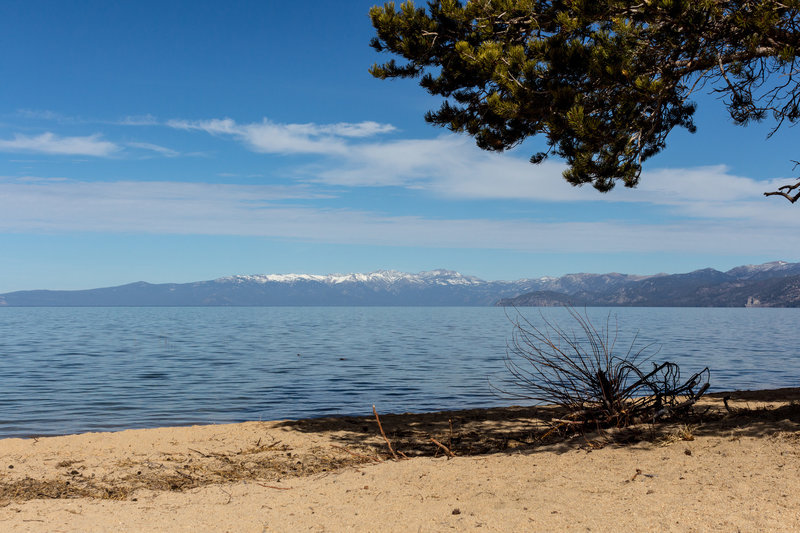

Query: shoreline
left=1, top=388, right=799, bottom=531
left=5, top=386, right=798, bottom=442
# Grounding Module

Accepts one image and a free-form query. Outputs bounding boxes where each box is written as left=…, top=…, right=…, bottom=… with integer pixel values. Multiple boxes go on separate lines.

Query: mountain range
left=496, top=261, right=800, bottom=308
left=1, top=261, right=799, bottom=307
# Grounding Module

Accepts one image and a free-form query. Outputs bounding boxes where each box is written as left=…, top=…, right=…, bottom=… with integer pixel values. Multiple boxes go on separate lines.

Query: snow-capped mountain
left=0, top=269, right=528, bottom=307
left=1, top=262, right=799, bottom=307
left=725, top=261, right=800, bottom=280
left=218, top=269, right=485, bottom=287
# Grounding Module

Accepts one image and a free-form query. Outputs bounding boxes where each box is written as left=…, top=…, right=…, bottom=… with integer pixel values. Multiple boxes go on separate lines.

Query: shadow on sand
left=273, top=388, right=800, bottom=459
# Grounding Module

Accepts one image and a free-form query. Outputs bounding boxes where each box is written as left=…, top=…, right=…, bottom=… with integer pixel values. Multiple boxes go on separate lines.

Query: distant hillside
left=2, top=261, right=799, bottom=307
left=496, top=262, right=800, bottom=308
left=0, top=270, right=540, bottom=307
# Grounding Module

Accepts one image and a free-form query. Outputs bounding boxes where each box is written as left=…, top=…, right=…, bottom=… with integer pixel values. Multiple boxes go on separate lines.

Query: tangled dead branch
left=498, top=307, right=710, bottom=428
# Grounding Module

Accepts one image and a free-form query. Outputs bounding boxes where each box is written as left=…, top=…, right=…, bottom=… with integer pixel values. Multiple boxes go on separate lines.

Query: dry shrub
left=499, top=307, right=710, bottom=428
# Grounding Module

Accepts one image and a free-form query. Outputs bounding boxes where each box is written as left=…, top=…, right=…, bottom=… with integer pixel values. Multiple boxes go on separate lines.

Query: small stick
left=448, top=418, right=454, bottom=450
left=188, top=448, right=211, bottom=458
left=257, top=483, right=292, bottom=490
left=373, top=405, right=399, bottom=460
left=539, top=421, right=569, bottom=441
left=430, top=437, right=455, bottom=458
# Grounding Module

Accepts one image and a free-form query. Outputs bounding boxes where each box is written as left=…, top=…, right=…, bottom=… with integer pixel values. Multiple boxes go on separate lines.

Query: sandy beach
left=1, top=389, right=799, bottom=532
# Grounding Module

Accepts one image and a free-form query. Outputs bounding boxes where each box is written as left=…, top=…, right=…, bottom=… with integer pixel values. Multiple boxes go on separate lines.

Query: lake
left=0, top=306, right=798, bottom=438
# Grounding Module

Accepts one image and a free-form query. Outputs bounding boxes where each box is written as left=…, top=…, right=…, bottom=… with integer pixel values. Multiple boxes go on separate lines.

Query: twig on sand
left=538, top=421, right=569, bottom=441
left=430, top=437, right=456, bottom=458
left=257, top=483, right=292, bottom=490
left=373, top=405, right=399, bottom=460
left=188, top=448, right=211, bottom=458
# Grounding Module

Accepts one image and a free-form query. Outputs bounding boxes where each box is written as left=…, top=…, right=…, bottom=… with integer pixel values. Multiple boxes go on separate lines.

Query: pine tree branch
left=764, top=179, right=800, bottom=203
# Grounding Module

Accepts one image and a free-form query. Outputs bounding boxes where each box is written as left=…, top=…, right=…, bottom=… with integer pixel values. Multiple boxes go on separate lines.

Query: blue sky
left=1, top=0, right=798, bottom=292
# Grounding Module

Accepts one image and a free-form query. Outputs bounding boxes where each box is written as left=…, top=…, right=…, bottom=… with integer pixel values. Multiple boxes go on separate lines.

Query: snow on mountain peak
left=726, top=260, right=793, bottom=278
left=215, top=269, right=485, bottom=286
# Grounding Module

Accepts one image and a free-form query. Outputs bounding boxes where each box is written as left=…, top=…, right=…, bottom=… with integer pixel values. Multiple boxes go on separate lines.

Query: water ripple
left=0, top=307, right=798, bottom=438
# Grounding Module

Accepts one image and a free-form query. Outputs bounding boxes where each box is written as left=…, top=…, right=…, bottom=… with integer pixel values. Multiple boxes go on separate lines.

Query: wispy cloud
left=306, top=122, right=397, bottom=138
left=0, top=133, right=119, bottom=157
left=127, top=141, right=180, bottom=157
left=1, top=178, right=797, bottom=256
left=298, top=133, right=795, bottom=220
left=163, top=115, right=797, bottom=227
left=13, top=110, right=164, bottom=128
left=307, top=135, right=575, bottom=195
left=116, top=114, right=160, bottom=126
left=167, top=117, right=395, bottom=155
left=15, top=109, right=71, bottom=122
left=9, top=114, right=785, bottom=240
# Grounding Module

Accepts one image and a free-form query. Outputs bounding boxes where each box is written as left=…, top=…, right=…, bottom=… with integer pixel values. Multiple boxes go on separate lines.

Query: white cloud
left=167, top=117, right=395, bottom=155
left=160, top=115, right=800, bottom=231
left=1, top=178, right=798, bottom=256
left=312, top=121, right=396, bottom=138
left=127, top=142, right=180, bottom=157
left=305, top=135, right=770, bottom=200
left=117, top=114, right=160, bottom=126
left=288, top=133, right=798, bottom=227
left=168, top=118, right=237, bottom=135
left=0, top=132, right=119, bottom=157
left=310, top=135, right=579, bottom=198
left=164, top=116, right=584, bottom=196
left=164, top=117, right=592, bottom=199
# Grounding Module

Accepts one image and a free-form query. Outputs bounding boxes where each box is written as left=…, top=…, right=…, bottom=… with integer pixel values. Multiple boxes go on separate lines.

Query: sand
left=1, top=389, right=799, bottom=532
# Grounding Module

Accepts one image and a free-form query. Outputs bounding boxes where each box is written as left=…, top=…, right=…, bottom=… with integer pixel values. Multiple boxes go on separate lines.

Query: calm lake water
left=0, top=306, right=798, bottom=438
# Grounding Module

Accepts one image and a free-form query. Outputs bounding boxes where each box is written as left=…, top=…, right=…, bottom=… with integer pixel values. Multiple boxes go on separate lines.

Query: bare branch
left=764, top=179, right=800, bottom=203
